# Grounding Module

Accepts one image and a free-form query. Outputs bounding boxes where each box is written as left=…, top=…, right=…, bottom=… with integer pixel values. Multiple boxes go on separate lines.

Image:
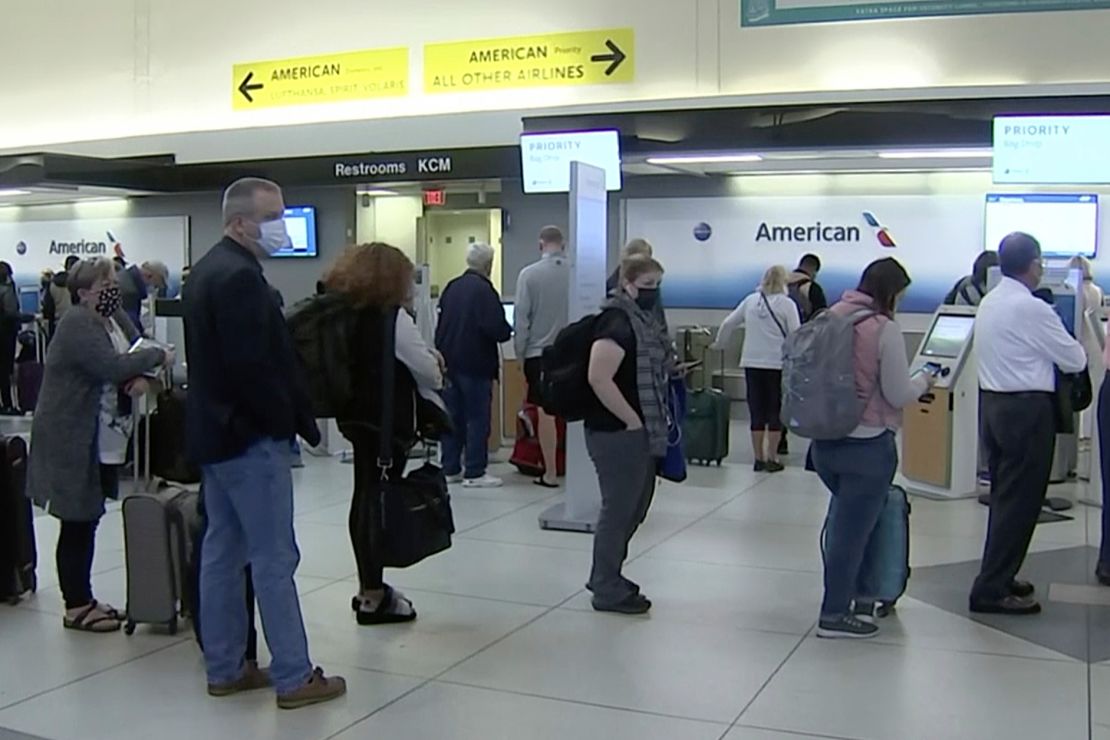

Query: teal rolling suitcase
left=684, top=388, right=730, bottom=466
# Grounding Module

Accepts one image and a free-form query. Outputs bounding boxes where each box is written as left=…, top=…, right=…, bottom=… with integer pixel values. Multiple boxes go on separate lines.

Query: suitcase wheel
left=124, top=621, right=136, bottom=636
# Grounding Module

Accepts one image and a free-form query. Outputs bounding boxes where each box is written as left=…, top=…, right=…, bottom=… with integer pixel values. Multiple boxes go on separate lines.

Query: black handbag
left=377, top=307, right=455, bottom=568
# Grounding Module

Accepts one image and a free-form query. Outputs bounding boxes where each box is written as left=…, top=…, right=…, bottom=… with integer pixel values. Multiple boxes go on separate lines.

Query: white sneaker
left=446, top=473, right=464, bottom=484
left=462, top=474, right=504, bottom=489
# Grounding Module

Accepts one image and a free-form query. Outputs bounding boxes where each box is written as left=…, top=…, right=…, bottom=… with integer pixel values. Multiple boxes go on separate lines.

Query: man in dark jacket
left=435, top=242, right=513, bottom=487
left=183, top=177, right=345, bottom=710
left=43, top=255, right=79, bottom=338
left=787, top=254, right=828, bottom=323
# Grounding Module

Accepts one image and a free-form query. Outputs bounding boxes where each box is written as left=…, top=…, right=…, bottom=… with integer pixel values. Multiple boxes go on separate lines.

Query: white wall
left=4, top=0, right=1110, bottom=154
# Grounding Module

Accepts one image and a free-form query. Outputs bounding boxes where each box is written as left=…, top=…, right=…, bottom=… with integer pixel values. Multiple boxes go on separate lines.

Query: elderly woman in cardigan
left=27, top=257, right=169, bottom=632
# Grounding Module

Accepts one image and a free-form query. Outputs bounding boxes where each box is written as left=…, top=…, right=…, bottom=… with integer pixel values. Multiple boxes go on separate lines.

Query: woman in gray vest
left=26, top=258, right=168, bottom=632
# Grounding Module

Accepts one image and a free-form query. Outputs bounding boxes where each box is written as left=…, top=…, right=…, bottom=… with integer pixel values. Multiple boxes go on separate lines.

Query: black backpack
left=287, top=292, right=358, bottom=419
left=539, top=312, right=602, bottom=421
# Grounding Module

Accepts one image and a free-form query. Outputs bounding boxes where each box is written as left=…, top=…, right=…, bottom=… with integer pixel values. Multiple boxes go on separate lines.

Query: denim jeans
left=441, top=373, right=494, bottom=479
left=199, top=438, right=311, bottom=695
left=813, top=431, right=898, bottom=620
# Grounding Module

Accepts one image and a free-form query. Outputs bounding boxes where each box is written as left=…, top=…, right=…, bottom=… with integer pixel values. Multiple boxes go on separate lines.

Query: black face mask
left=634, top=288, right=659, bottom=312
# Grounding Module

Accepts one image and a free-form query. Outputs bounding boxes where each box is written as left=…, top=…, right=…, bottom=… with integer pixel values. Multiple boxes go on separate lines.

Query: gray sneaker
left=817, top=615, right=879, bottom=639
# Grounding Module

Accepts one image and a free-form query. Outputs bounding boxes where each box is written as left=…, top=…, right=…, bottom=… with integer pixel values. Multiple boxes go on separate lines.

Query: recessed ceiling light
left=877, top=149, right=991, bottom=160
left=0, top=189, right=31, bottom=197
left=646, top=154, right=764, bottom=165
left=357, top=189, right=399, bottom=196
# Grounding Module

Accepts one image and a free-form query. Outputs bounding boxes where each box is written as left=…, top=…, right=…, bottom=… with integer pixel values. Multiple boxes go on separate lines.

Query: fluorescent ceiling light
left=646, top=154, right=763, bottom=165
left=0, top=189, right=31, bottom=197
left=357, top=189, right=398, bottom=196
left=877, top=149, right=991, bottom=160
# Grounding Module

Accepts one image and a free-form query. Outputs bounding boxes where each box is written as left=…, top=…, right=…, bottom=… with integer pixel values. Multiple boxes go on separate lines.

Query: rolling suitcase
left=684, top=388, right=731, bottom=465
left=15, top=329, right=44, bottom=414
left=122, top=488, right=200, bottom=635
left=822, top=484, right=910, bottom=617
left=0, top=436, right=35, bottom=602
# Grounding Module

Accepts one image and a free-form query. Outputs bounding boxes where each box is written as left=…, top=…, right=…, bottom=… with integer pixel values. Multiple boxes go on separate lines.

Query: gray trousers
left=585, top=428, right=657, bottom=606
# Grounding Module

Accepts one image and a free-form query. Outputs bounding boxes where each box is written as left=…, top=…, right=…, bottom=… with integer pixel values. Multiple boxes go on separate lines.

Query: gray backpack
left=781, top=308, right=876, bottom=440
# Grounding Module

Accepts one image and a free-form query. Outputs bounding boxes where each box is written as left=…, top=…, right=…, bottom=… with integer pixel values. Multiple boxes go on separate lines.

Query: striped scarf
left=605, top=293, right=674, bottom=458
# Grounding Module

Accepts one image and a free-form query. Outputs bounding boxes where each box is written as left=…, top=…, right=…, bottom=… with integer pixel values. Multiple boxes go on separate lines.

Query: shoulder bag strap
left=377, top=307, right=399, bottom=474
left=760, top=292, right=788, bottom=338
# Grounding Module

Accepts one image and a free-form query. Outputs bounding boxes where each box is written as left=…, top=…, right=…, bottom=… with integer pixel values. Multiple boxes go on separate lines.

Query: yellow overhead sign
left=424, top=29, right=634, bottom=94
left=232, top=48, right=408, bottom=111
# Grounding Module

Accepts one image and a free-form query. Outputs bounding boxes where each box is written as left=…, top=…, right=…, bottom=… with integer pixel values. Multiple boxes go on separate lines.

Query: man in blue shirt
left=435, top=243, right=512, bottom=488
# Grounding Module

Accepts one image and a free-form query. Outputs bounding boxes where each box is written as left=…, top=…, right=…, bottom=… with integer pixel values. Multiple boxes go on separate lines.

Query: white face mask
left=256, top=218, right=290, bottom=256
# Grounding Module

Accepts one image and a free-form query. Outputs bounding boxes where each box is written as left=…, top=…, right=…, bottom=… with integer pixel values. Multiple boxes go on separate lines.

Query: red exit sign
left=423, top=189, right=447, bottom=206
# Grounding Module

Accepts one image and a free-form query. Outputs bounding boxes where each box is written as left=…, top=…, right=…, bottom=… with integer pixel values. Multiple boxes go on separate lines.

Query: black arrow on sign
left=590, top=39, right=627, bottom=76
left=238, top=71, right=264, bottom=103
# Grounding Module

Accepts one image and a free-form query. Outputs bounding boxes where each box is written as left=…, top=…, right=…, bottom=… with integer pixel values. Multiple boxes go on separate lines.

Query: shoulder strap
left=377, top=307, right=399, bottom=472
left=959, top=283, right=976, bottom=305
left=760, top=292, right=788, bottom=338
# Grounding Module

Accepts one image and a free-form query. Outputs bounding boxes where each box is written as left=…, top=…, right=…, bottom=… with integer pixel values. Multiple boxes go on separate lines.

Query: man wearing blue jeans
left=435, top=243, right=513, bottom=488
left=184, top=177, right=346, bottom=709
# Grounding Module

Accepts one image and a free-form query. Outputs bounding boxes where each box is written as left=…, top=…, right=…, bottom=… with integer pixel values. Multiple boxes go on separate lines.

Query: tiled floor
left=1, top=434, right=1107, bottom=740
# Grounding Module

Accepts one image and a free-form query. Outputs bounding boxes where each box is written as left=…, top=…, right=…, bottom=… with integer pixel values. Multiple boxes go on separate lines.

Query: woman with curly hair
left=325, top=243, right=444, bottom=625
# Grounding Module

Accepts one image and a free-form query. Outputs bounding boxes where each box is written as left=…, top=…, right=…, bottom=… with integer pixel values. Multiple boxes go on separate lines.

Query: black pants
left=57, top=520, right=98, bottom=610
left=971, top=391, right=1056, bottom=603
left=0, top=323, right=16, bottom=409
left=348, top=433, right=406, bottom=592
left=745, top=368, right=783, bottom=431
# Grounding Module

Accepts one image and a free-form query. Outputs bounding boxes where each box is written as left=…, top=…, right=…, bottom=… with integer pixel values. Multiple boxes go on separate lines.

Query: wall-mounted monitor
left=19, top=286, right=39, bottom=316
left=984, top=193, right=1098, bottom=258
left=273, top=206, right=318, bottom=258
left=520, top=130, right=622, bottom=194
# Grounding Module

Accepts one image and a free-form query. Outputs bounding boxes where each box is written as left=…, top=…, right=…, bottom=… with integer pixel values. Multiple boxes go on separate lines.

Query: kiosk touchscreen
left=900, top=306, right=979, bottom=499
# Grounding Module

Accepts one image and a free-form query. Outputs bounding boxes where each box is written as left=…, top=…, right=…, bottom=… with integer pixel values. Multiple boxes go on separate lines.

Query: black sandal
left=356, top=585, right=417, bottom=626
left=533, top=478, right=559, bottom=489
left=63, top=603, right=121, bottom=633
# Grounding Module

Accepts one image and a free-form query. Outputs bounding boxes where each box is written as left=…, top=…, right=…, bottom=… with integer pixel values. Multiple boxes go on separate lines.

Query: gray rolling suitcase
left=122, top=489, right=200, bottom=635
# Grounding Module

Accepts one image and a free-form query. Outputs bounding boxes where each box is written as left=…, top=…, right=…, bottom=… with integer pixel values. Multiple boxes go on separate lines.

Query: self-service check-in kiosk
left=900, top=306, right=979, bottom=499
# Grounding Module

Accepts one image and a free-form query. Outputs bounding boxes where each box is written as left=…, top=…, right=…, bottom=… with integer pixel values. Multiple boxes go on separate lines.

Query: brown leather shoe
left=208, top=661, right=273, bottom=697
left=276, top=667, right=347, bottom=710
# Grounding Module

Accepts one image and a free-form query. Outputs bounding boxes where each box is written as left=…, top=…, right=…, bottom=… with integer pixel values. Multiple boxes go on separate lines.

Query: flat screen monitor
left=19, top=287, right=39, bottom=315
left=984, top=194, right=1098, bottom=258
left=520, top=130, right=622, bottom=193
left=921, top=314, right=975, bottom=359
left=502, top=302, right=515, bottom=331
left=273, top=206, right=318, bottom=258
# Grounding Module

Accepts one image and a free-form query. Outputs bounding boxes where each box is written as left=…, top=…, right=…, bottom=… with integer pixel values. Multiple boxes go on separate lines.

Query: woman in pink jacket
left=813, top=258, right=932, bottom=640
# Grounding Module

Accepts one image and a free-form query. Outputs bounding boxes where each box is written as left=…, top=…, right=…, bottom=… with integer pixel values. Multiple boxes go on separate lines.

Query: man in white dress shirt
left=970, top=232, right=1087, bottom=615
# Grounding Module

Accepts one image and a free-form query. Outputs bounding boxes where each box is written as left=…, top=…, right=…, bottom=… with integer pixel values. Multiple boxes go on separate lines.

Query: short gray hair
left=466, top=242, right=496, bottom=272
left=68, top=257, right=115, bottom=302
left=142, top=260, right=169, bottom=283
left=222, top=177, right=281, bottom=225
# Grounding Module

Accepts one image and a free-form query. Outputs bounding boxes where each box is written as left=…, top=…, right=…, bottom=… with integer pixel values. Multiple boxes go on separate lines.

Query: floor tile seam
left=323, top=587, right=581, bottom=739
left=727, top=626, right=814, bottom=729
left=396, top=585, right=557, bottom=609
left=636, top=551, right=821, bottom=575
left=830, top=629, right=1088, bottom=667
left=431, top=677, right=735, bottom=727
left=453, top=497, right=563, bottom=536
left=728, top=722, right=862, bottom=740
left=453, top=532, right=592, bottom=553
left=624, top=475, right=795, bottom=566
left=0, top=637, right=190, bottom=715
left=549, top=603, right=814, bottom=638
